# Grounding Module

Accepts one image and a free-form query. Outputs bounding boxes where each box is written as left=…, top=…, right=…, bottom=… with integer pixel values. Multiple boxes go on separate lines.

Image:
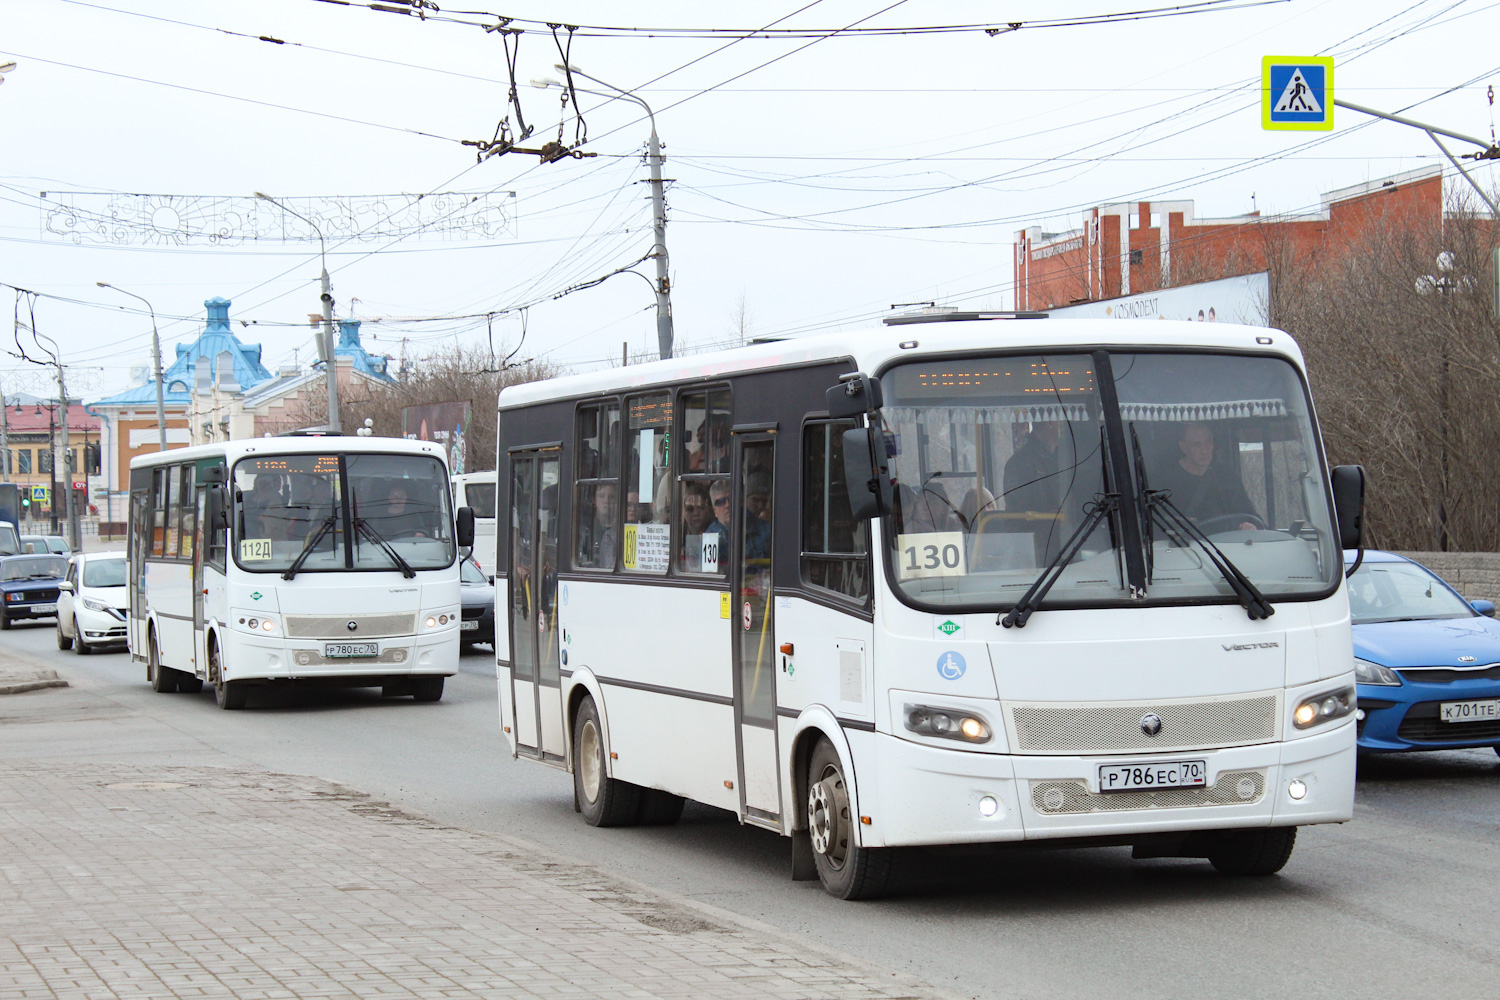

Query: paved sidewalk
left=0, top=661, right=67, bottom=696
left=0, top=750, right=947, bottom=1000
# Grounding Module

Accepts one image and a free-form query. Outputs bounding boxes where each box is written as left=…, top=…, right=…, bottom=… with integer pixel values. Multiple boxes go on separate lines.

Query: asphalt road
left=3, top=620, right=1498, bottom=1000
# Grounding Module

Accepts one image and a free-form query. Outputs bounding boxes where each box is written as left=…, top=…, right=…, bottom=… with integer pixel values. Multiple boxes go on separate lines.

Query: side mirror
left=841, top=426, right=891, bottom=520
left=207, top=484, right=230, bottom=531
left=199, top=465, right=226, bottom=485
left=826, top=373, right=882, bottom=419
left=1470, top=599, right=1495, bottom=617
left=59, top=580, right=74, bottom=593
left=1330, top=465, right=1366, bottom=550
left=456, top=506, right=476, bottom=549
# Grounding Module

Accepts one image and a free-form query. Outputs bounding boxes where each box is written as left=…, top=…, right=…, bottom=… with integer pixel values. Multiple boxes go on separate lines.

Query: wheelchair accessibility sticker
left=937, top=651, right=966, bottom=680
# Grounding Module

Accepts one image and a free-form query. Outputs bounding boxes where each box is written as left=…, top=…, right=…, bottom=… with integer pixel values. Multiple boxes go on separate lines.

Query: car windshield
left=45, top=537, right=69, bottom=553
left=19, top=537, right=46, bottom=554
left=1347, top=560, right=1474, bottom=623
left=2, top=556, right=67, bottom=580
left=879, top=351, right=1340, bottom=612
left=233, top=452, right=455, bottom=573
left=460, top=558, right=487, bottom=584
left=83, top=558, right=127, bottom=588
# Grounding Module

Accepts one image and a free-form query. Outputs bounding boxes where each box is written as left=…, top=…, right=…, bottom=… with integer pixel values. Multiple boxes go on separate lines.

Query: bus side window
left=151, top=468, right=166, bottom=557
left=623, top=392, right=671, bottom=575
left=179, top=465, right=196, bottom=561
left=574, top=401, right=620, bottom=570
left=676, top=387, right=730, bottom=576
left=802, top=420, right=869, bottom=601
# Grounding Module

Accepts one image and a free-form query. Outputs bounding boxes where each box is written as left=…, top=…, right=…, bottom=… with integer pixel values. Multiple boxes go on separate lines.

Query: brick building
left=1013, top=165, right=1443, bottom=313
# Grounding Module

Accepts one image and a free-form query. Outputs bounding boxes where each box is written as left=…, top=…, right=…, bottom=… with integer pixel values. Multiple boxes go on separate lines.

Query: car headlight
left=1293, top=685, right=1357, bottom=729
left=81, top=597, right=109, bottom=613
left=904, top=704, right=992, bottom=743
left=1354, top=657, right=1401, bottom=686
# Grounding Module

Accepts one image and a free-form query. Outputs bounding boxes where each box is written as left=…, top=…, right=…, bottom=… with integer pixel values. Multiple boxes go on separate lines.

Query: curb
left=0, top=677, right=69, bottom=695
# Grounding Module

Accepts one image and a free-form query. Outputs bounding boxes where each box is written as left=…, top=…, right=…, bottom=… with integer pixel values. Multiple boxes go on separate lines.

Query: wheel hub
left=578, top=720, right=602, bottom=804
left=808, top=768, right=849, bottom=868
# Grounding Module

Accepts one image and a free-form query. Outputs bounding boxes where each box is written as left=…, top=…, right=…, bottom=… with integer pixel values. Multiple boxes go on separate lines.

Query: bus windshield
left=879, top=351, right=1340, bottom=612
left=233, top=452, right=455, bottom=574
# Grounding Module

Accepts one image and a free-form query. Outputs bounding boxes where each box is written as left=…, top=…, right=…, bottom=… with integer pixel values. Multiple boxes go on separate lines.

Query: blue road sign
left=1262, top=56, right=1334, bottom=131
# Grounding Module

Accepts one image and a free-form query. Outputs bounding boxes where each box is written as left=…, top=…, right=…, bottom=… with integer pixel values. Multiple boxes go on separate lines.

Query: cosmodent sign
left=1047, top=272, right=1269, bottom=326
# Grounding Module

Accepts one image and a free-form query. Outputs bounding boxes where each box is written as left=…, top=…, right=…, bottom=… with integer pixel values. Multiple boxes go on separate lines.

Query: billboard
left=402, top=401, right=472, bottom=474
left=1047, top=272, right=1270, bottom=326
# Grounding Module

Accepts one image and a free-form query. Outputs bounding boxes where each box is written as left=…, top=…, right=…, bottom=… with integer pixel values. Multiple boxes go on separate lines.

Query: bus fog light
left=1288, top=779, right=1308, bottom=801
left=978, top=795, right=999, bottom=817
left=296, top=652, right=313, bottom=666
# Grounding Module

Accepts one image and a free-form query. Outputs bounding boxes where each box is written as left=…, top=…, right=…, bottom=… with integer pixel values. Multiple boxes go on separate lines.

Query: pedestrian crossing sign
left=1262, top=56, right=1333, bottom=131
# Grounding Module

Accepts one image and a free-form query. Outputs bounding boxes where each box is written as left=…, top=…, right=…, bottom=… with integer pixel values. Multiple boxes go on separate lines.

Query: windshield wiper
left=1001, top=492, right=1119, bottom=629
left=1144, top=491, right=1275, bottom=621
left=282, top=516, right=338, bottom=581
left=1129, top=424, right=1155, bottom=585
left=354, top=518, right=417, bottom=579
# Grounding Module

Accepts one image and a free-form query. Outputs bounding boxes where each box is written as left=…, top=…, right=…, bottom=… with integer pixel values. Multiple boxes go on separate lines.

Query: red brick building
left=1013, top=165, right=1443, bottom=312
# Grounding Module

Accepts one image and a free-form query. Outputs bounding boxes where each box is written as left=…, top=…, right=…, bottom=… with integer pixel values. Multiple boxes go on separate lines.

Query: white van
left=451, top=471, right=497, bottom=571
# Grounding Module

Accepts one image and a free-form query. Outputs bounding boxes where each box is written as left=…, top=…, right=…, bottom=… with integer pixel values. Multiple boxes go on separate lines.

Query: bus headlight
left=423, top=611, right=457, bottom=630
left=237, top=614, right=280, bottom=635
left=1293, top=686, right=1356, bottom=729
left=905, top=704, right=992, bottom=743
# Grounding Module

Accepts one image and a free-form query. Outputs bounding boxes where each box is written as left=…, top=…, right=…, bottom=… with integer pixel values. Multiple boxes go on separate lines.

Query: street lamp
left=254, top=191, right=340, bottom=431
left=534, top=67, right=675, bottom=360
left=96, top=282, right=168, bottom=452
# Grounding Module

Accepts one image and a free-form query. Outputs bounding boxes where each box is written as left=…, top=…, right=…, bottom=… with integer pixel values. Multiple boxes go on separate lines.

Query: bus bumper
left=225, top=631, right=459, bottom=682
left=859, top=721, right=1355, bottom=848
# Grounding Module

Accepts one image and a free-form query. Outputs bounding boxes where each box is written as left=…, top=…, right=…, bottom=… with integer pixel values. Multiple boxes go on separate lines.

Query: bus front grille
left=1009, top=693, right=1280, bottom=755
left=1030, top=770, right=1266, bottom=814
left=284, top=613, right=418, bottom=639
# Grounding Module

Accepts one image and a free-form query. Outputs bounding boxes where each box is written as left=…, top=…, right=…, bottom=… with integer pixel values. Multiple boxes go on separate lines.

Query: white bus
left=493, top=315, right=1366, bottom=898
left=128, top=435, right=475, bottom=709
left=451, top=470, right=498, bottom=568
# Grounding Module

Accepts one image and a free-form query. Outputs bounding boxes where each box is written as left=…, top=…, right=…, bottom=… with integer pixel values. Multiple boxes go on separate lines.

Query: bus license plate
left=30, top=603, right=57, bottom=614
left=460, top=620, right=478, bottom=631
left=1440, top=699, right=1500, bottom=722
left=324, top=642, right=378, bottom=659
left=1099, top=759, right=1207, bottom=792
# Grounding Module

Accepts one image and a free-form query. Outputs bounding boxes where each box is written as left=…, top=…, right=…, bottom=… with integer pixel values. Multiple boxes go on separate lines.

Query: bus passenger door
left=508, top=451, right=566, bottom=761
left=732, top=435, right=781, bottom=826
left=191, top=487, right=207, bottom=677
left=128, top=490, right=149, bottom=657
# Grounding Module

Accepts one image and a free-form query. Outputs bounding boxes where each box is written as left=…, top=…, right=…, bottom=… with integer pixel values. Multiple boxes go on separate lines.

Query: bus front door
left=733, top=435, right=781, bottom=826
left=507, top=451, right=566, bottom=762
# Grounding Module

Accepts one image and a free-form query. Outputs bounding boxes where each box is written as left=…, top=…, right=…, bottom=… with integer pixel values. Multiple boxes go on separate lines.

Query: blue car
left=1347, top=550, right=1500, bottom=755
left=0, top=552, right=70, bottom=630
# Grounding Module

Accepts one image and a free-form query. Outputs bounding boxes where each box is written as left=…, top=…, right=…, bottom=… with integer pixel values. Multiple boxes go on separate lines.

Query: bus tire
left=56, top=619, right=73, bottom=650
left=573, top=695, right=639, bottom=827
left=411, top=676, right=444, bottom=703
left=636, top=788, right=686, bottom=826
left=1207, top=826, right=1297, bottom=876
left=179, top=675, right=203, bottom=693
left=807, top=738, right=893, bottom=900
left=211, top=643, right=245, bottom=710
left=148, top=632, right=177, bottom=693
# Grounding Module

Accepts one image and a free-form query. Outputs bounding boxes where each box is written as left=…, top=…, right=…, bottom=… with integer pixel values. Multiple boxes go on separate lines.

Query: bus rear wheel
left=573, top=695, right=639, bottom=827
left=807, top=738, right=892, bottom=900
left=211, top=644, right=245, bottom=710
left=1207, top=826, right=1297, bottom=876
left=148, top=632, right=177, bottom=693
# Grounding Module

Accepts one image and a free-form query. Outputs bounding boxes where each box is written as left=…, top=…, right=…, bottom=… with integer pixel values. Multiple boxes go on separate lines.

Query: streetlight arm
left=97, top=281, right=168, bottom=452
left=551, top=65, right=657, bottom=135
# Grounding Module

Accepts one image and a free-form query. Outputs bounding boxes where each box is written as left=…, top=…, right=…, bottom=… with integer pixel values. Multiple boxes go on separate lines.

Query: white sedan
left=56, top=551, right=128, bottom=654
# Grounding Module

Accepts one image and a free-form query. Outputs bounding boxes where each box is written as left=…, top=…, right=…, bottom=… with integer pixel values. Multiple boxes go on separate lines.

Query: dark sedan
left=459, top=556, right=495, bottom=649
left=0, top=553, right=69, bottom=629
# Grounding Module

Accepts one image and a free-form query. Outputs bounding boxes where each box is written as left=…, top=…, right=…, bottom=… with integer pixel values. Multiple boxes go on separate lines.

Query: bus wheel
left=807, top=738, right=892, bottom=900
left=1207, top=826, right=1297, bottom=876
left=573, top=695, right=639, bottom=827
left=148, top=633, right=177, bottom=693
left=211, top=644, right=245, bottom=710
left=411, top=676, right=444, bottom=703
left=636, top=788, right=686, bottom=826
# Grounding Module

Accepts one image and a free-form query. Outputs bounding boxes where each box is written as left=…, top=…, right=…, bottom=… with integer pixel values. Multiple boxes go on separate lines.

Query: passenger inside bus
left=680, top=482, right=727, bottom=572
left=744, top=473, right=773, bottom=560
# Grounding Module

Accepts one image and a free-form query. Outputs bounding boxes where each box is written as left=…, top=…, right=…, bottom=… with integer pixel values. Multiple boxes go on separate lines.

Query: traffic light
left=20, top=495, right=29, bottom=507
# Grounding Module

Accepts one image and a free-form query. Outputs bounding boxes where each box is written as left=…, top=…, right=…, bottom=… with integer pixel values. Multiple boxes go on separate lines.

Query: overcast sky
left=2, top=0, right=1496, bottom=400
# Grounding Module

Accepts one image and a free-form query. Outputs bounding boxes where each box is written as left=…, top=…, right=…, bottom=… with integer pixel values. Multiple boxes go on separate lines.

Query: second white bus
left=128, top=435, right=474, bottom=709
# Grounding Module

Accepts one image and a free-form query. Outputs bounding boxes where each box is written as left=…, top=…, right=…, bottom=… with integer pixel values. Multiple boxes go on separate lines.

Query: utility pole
left=255, top=193, right=340, bottom=431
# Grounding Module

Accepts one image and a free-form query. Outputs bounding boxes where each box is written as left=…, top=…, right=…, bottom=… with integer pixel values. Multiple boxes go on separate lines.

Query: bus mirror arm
left=825, top=372, right=882, bottom=419
left=456, top=506, right=476, bottom=549
left=841, top=426, right=891, bottom=521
